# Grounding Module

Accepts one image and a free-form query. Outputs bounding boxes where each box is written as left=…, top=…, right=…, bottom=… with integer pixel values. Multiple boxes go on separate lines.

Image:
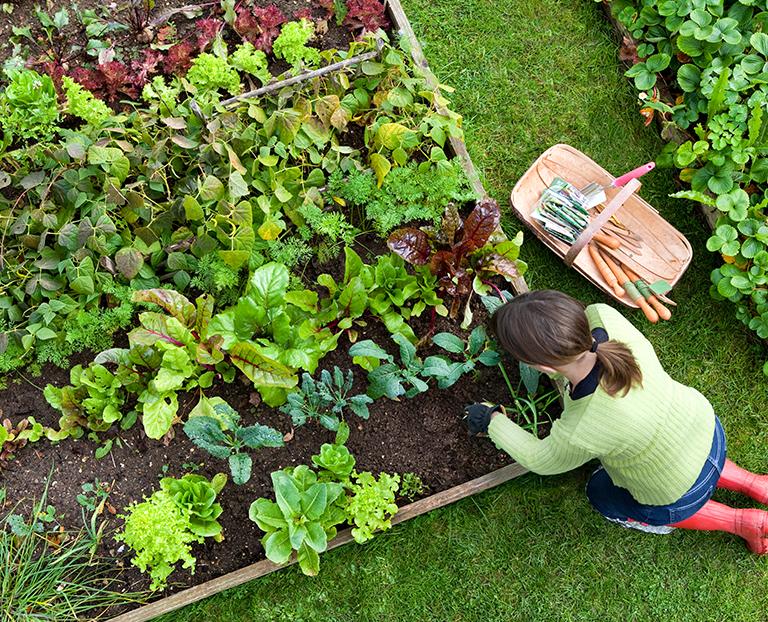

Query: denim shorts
left=586, top=416, right=726, bottom=526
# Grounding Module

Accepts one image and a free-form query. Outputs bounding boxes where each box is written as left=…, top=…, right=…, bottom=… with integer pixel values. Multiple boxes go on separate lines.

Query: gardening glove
left=463, top=402, right=505, bottom=436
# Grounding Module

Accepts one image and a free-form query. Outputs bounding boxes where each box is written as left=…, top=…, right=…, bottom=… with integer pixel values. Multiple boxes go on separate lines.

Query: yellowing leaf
left=370, top=153, right=391, bottom=188
left=258, top=215, right=284, bottom=240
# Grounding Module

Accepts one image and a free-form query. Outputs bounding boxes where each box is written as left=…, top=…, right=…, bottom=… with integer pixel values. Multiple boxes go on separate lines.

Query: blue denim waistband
left=586, top=416, right=726, bottom=526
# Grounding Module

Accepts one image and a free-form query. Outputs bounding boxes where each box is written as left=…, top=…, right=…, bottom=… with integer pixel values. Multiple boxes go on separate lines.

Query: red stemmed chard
left=387, top=198, right=525, bottom=322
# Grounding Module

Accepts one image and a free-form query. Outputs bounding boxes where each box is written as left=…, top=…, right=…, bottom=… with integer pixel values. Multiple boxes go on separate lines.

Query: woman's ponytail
left=593, top=341, right=642, bottom=397
left=492, top=290, right=642, bottom=397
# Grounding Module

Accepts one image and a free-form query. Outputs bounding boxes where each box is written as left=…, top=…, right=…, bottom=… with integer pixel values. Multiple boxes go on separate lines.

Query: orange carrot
left=600, top=251, right=659, bottom=323
left=588, top=243, right=625, bottom=297
left=592, top=232, right=621, bottom=250
left=623, top=266, right=671, bottom=321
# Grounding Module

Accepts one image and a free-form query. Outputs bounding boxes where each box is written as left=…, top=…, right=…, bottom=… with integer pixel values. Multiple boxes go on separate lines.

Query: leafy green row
left=610, top=0, right=768, bottom=372
left=0, top=34, right=466, bottom=373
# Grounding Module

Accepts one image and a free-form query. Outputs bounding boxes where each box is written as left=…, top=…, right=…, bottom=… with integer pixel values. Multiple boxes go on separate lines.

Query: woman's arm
left=488, top=413, right=595, bottom=475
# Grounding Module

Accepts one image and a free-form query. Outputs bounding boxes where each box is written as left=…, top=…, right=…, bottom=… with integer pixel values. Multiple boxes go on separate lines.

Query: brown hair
left=491, top=290, right=642, bottom=397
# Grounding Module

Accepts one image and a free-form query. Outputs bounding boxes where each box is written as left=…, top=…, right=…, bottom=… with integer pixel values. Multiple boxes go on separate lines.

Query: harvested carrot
left=592, top=232, right=621, bottom=250
left=599, top=250, right=659, bottom=323
left=588, top=243, right=625, bottom=297
left=623, top=266, right=671, bottom=321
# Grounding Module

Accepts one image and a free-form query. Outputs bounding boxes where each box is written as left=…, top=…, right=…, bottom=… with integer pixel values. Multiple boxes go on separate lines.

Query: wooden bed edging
left=385, top=0, right=530, bottom=296
left=107, top=5, right=532, bottom=621
left=107, top=463, right=528, bottom=622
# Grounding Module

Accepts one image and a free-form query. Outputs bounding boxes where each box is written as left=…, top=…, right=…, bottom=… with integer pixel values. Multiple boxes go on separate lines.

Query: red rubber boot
left=717, top=459, right=768, bottom=504
left=671, top=500, right=768, bottom=554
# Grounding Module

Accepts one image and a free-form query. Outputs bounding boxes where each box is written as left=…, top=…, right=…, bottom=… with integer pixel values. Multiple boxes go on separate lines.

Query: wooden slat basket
left=510, top=144, right=692, bottom=307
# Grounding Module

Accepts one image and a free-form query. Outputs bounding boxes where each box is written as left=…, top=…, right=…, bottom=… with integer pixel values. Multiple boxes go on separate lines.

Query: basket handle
left=564, top=179, right=641, bottom=267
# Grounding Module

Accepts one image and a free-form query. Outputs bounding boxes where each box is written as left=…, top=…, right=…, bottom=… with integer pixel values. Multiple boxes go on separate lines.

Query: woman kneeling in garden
left=466, top=290, right=768, bottom=552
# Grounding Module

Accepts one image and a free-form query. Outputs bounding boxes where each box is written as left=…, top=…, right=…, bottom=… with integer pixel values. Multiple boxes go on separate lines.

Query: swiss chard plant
left=315, top=247, right=444, bottom=345
left=280, top=367, right=373, bottom=432
left=388, top=199, right=526, bottom=324
left=208, top=262, right=340, bottom=406
left=183, top=397, right=284, bottom=484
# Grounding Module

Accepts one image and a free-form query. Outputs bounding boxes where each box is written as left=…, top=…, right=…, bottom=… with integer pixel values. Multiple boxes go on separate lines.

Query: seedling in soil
left=280, top=367, right=373, bottom=432
left=399, top=472, right=426, bottom=501
left=183, top=397, right=284, bottom=485
left=78, top=480, right=110, bottom=511
left=422, top=325, right=501, bottom=389
left=349, top=334, right=428, bottom=400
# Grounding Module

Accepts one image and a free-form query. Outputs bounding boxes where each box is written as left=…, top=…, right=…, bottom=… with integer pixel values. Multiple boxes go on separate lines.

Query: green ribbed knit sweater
left=488, top=303, right=715, bottom=505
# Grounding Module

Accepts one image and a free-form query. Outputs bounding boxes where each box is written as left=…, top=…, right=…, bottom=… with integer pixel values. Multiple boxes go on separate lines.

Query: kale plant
left=280, top=367, right=372, bottom=431
left=183, top=398, right=284, bottom=485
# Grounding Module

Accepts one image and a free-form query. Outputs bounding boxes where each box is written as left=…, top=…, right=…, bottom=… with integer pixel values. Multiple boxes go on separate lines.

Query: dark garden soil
left=0, top=243, right=559, bottom=605
left=0, top=1, right=549, bottom=612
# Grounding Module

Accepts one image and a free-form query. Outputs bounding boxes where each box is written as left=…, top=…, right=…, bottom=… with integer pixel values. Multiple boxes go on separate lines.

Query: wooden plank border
left=108, top=463, right=528, bottom=622
left=107, top=4, right=532, bottom=620
left=385, top=0, right=530, bottom=295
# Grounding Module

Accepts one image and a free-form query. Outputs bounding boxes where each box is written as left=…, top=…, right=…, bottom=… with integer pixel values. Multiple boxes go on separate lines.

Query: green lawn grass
left=158, top=1, right=768, bottom=619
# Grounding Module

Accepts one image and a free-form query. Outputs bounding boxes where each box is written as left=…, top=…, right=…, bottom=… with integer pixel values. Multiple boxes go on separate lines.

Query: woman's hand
left=463, top=403, right=505, bottom=435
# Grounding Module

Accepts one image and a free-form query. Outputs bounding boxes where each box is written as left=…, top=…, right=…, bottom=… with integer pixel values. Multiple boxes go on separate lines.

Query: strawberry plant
left=609, top=0, right=768, bottom=373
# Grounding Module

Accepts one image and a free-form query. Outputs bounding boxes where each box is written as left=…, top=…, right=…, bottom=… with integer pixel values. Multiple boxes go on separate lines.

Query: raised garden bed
left=0, top=0, right=550, bottom=619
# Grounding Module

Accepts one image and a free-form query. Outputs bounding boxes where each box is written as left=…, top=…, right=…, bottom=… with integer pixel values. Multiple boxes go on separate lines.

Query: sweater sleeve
left=487, top=414, right=596, bottom=475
